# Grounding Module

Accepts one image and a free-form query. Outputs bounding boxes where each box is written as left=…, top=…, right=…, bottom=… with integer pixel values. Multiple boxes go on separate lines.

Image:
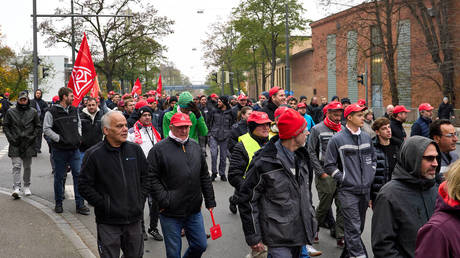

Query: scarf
left=324, top=116, right=342, bottom=132
left=133, top=120, right=161, bottom=144
left=169, top=130, right=188, bottom=144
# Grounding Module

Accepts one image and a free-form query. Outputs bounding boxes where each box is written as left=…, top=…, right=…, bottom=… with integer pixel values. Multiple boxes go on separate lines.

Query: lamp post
left=285, top=2, right=290, bottom=93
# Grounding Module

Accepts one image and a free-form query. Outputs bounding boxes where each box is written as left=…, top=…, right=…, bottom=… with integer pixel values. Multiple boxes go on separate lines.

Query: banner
left=156, top=74, right=162, bottom=97
left=90, top=77, right=100, bottom=98
left=67, top=33, right=97, bottom=107
left=131, top=78, right=142, bottom=97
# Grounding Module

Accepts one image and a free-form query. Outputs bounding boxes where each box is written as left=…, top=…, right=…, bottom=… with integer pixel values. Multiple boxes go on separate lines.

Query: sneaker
left=229, top=197, right=237, bottom=214
left=307, top=245, right=322, bottom=256
left=148, top=228, right=163, bottom=241
left=55, top=204, right=63, bottom=213
left=314, top=231, right=319, bottom=244
left=11, top=187, right=21, bottom=200
left=221, top=175, right=227, bottom=181
left=337, top=238, right=345, bottom=249
left=23, top=187, right=32, bottom=196
left=143, top=231, right=148, bottom=241
left=76, top=205, right=90, bottom=215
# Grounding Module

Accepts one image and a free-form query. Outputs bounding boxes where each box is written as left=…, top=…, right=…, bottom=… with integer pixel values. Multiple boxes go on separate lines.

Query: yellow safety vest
left=238, top=133, right=261, bottom=174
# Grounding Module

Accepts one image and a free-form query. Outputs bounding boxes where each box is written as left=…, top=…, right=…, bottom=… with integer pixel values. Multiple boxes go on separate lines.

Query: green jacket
left=163, top=105, right=208, bottom=142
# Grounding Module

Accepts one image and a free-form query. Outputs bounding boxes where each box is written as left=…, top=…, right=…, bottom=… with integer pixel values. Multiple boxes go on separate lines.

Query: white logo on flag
left=71, top=66, right=93, bottom=96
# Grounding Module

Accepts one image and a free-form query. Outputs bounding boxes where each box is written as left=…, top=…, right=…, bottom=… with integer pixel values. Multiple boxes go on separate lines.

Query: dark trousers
left=97, top=221, right=143, bottom=258
left=268, top=246, right=302, bottom=258
left=209, top=136, right=228, bottom=176
left=315, top=175, right=344, bottom=239
left=35, top=131, right=43, bottom=152
left=141, top=194, right=159, bottom=232
left=53, top=148, right=83, bottom=208
left=337, top=190, right=369, bottom=258
left=198, top=136, right=207, bottom=157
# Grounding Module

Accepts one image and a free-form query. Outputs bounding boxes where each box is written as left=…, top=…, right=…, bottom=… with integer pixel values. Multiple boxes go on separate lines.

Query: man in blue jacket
left=411, top=103, right=434, bottom=138
left=325, top=103, right=376, bottom=258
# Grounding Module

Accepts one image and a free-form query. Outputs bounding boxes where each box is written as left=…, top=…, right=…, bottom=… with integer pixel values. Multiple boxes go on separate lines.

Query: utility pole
left=221, top=70, right=225, bottom=96
left=31, top=0, right=133, bottom=92
left=364, top=63, right=368, bottom=106
left=285, top=2, right=290, bottom=93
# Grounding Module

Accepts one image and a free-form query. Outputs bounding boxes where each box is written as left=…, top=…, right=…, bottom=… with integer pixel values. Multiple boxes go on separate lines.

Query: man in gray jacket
left=325, top=103, right=376, bottom=258
left=371, top=136, right=439, bottom=258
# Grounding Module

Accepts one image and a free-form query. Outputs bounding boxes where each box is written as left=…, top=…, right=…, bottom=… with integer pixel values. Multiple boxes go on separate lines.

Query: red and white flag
left=90, top=77, right=100, bottom=98
left=131, top=78, right=142, bottom=97
left=67, top=33, right=97, bottom=107
left=156, top=74, right=162, bottom=97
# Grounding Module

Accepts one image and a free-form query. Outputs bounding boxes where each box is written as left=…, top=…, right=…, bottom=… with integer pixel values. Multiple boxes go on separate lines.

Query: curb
left=0, top=187, right=97, bottom=258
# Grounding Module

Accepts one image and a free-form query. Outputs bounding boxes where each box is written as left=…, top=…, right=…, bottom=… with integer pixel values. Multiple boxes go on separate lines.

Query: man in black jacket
left=29, top=89, right=48, bottom=153
left=3, top=91, right=41, bottom=198
left=239, top=109, right=316, bottom=258
left=371, top=136, right=439, bottom=258
left=149, top=112, right=216, bottom=258
left=390, top=105, right=410, bottom=144
left=43, top=87, right=90, bottom=215
left=79, top=97, right=103, bottom=159
left=79, top=110, right=149, bottom=258
left=261, top=86, right=286, bottom=121
left=437, top=97, right=455, bottom=120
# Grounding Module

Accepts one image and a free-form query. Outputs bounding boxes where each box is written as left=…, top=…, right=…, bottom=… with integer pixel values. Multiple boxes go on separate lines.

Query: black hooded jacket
left=372, top=136, right=439, bottom=258
left=29, top=90, right=49, bottom=121
left=261, top=101, right=278, bottom=121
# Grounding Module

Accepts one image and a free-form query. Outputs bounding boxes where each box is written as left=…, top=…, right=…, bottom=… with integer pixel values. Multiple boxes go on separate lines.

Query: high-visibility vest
left=238, top=133, right=261, bottom=174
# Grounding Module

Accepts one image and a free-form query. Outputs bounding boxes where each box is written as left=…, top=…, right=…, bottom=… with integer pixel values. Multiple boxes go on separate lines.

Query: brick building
left=310, top=1, right=460, bottom=116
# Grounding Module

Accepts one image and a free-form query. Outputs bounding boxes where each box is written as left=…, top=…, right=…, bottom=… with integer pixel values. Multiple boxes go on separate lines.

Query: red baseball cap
left=210, top=93, right=219, bottom=99
left=269, top=86, right=283, bottom=97
left=170, top=113, right=192, bottom=126
left=274, top=106, right=290, bottom=122
left=357, top=99, right=366, bottom=106
left=344, top=103, right=367, bottom=118
left=109, top=91, right=115, bottom=95
left=247, top=111, right=272, bottom=124
left=297, top=103, right=307, bottom=108
left=147, top=97, right=156, bottom=104
left=148, top=90, right=156, bottom=95
left=135, top=100, right=148, bottom=110
left=393, top=105, right=411, bottom=114
left=122, top=93, right=130, bottom=99
left=278, top=109, right=307, bottom=139
left=52, top=95, right=59, bottom=103
left=419, top=103, right=434, bottom=112
left=323, top=101, right=343, bottom=115
left=4, top=92, right=9, bottom=97
left=237, top=94, right=248, bottom=101
left=117, top=100, right=125, bottom=107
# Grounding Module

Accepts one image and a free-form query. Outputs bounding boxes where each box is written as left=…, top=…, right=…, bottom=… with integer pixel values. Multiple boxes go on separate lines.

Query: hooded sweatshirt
left=372, top=136, right=439, bottom=258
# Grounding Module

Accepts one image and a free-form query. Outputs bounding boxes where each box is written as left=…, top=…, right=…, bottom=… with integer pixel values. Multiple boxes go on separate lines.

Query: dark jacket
left=324, top=127, right=377, bottom=194
left=372, top=136, right=439, bottom=258
left=415, top=182, right=460, bottom=258
left=0, top=97, right=12, bottom=117
left=78, top=139, right=149, bottom=225
left=307, top=103, right=323, bottom=124
left=260, top=101, right=278, bottom=121
left=29, top=93, right=49, bottom=121
left=370, top=137, right=400, bottom=203
left=228, top=119, right=248, bottom=153
left=307, top=121, right=339, bottom=177
left=238, top=136, right=316, bottom=247
left=437, top=102, right=454, bottom=120
left=148, top=137, right=216, bottom=218
left=207, top=107, right=234, bottom=141
left=46, top=105, right=81, bottom=150
left=390, top=117, right=406, bottom=144
left=411, top=116, right=432, bottom=138
left=127, top=109, right=140, bottom=129
left=79, top=108, right=103, bottom=152
left=3, top=103, right=41, bottom=158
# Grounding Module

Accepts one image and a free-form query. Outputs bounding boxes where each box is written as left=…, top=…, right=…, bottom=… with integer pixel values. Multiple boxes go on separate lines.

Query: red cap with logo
left=52, top=95, right=59, bottom=103
left=323, top=101, right=343, bottom=115
left=419, top=103, right=434, bottom=112
left=277, top=109, right=307, bottom=139
left=274, top=106, right=290, bottom=122
left=357, top=99, right=366, bottom=106
left=297, top=103, right=307, bottom=109
left=237, top=94, right=248, bottom=101
left=344, top=103, right=367, bottom=118
left=210, top=93, right=219, bottom=99
left=170, top=112, right=192, bottom=126
left=269, top=86, right=283, bottom=97
left=109, top=91, right=115, bottom=95
left=135, top=100, right=148, bottom=110
left=393, top=105, right=411, bottom=114
left=147, top=97, right=156, bottom=104
left=247, top=111, right=272, bottom=124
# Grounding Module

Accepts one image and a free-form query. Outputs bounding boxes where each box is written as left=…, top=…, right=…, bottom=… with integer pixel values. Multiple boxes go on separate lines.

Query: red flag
left=131, top=78, right=142, bottom=97
left=90, top=77, right=100, bottom=98
left=156, top=74, right=162, bottom=97
left=67, top=33, right=97, bottom=107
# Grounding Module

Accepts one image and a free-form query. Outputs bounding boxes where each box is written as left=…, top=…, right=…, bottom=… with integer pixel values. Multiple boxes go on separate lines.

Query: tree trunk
left=262, top=59, right=267, bottom=91
left=270, top=35, right=276, bottom=88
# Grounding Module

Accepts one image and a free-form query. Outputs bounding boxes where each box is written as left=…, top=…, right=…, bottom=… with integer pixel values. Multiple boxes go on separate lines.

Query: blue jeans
left=159, top=211, right=207, bottom=258
left=53, top=148, right=84, bottom=208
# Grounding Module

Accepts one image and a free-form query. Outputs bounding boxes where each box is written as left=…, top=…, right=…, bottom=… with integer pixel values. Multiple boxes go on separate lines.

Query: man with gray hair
left=79, top=111, right=150, bottom=258
left=384, top=105, right=394, bottom=119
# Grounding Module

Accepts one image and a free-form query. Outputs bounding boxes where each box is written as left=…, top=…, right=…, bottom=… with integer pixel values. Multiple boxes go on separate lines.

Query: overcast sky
left=0, top=0, right=338, bottom=84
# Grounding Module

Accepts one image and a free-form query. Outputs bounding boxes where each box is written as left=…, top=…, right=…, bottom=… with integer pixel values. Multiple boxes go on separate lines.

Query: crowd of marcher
left=2, top=86, right=460, bottom=258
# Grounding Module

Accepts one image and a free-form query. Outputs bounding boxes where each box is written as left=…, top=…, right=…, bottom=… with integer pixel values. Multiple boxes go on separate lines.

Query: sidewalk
left=0, top=192, right=81, bottom=257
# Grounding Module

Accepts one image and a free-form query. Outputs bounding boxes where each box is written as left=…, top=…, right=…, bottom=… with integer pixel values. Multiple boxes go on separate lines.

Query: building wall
left=291, top=50, right=314, bottom=98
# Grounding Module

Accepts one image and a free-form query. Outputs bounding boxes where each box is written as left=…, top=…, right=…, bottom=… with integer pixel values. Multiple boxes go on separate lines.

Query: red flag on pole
left=90, top=77, right=100, bottom=98
left=67, top=33, right=97, bottom=107
left=131, top=78, right=142, bottom=97
left=156, top=74, right=162, bottom=97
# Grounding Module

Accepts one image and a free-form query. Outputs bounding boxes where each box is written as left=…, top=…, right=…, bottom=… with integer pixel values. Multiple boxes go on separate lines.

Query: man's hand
left=320, top=173, right=329, bottom=179
left=189, top=101, right=201, bottom=119
left=208, top=207, right=214, bottom=212
left=250, top=242, right=265, bottom=252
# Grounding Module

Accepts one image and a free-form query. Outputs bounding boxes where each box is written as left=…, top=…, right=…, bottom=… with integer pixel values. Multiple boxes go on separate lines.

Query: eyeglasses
left=442, top=132, right=458, bottom=138
left=422, top=155, right=438, bottom=162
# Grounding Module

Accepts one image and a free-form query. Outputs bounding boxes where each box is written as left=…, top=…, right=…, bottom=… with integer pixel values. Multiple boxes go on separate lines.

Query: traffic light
left=212, top=72, right=218, bottom=83
left=357, top=74, right=364, bottom=85
left=43, top=67, right=50, bottom=78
